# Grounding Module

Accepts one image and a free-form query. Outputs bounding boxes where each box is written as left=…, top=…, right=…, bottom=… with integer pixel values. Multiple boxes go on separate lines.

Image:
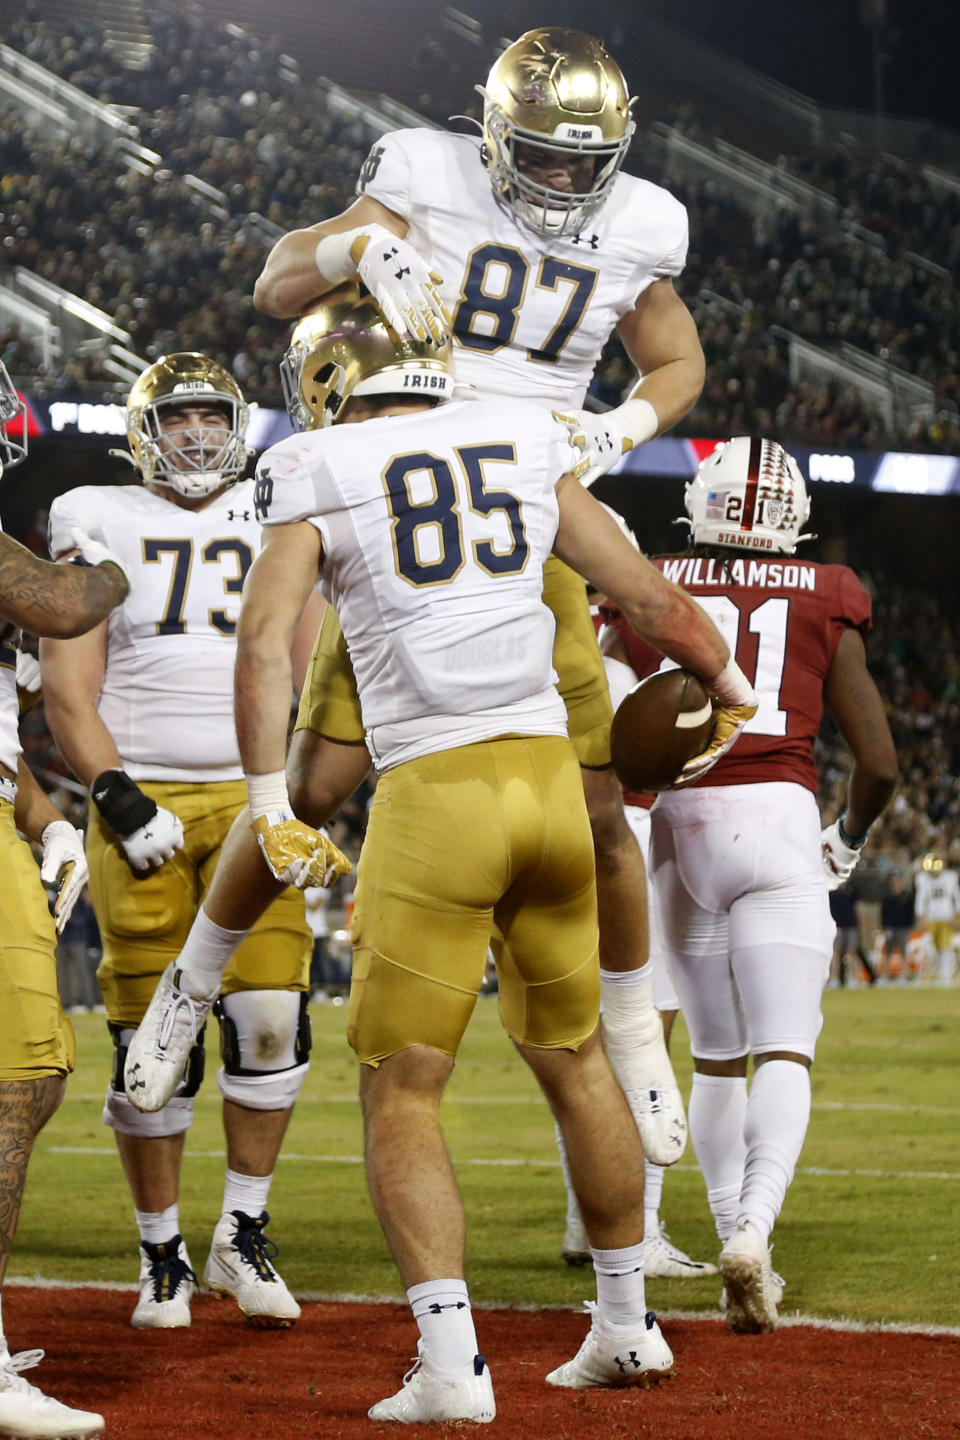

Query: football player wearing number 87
left=251, top=27, right=705, bottom=1191
left=598, top=438, right=898, bottom=1335
left=40, top=354, right=340, bottom=1335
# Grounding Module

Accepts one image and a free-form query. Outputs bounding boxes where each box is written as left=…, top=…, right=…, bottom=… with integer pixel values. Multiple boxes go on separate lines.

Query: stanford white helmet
left=683, top=437, right=812, bottom=555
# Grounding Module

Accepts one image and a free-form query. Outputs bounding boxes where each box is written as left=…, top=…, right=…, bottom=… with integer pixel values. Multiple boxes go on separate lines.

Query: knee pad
left=103, top=1086, right=195, bottom=1138
left=215, top=991, right=311, bottom=1111
left=103, top=1022, right=204, bottom=1136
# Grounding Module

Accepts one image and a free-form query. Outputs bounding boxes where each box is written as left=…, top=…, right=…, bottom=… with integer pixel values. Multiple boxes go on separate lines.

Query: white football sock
left=554, top=1120, right=582, bottom=1230
left=177, top=906, right=251, bottom=997
left=643, top=1158, right=665, bottom=1237
left=688, top=1072, right=748, bottom=1242
left=135, top=1202, right=181, bottom=1246
left=407, top=1279, right=478, bottom=1376
left=222, top=1167, right=272, bottom=1218
left=600, top=963, right=662, bottom=1043
left=740, top=1058, right=811, bottom=1241
left=591, top=1241, right=648, bottom=1328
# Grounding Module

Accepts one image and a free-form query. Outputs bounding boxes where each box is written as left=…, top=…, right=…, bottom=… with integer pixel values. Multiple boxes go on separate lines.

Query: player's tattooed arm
left=0, top=532, right=126, bottom=638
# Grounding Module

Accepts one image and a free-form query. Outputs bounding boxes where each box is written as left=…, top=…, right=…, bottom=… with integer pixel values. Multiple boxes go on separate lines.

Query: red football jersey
left=600, top=553, right=872, bottom=794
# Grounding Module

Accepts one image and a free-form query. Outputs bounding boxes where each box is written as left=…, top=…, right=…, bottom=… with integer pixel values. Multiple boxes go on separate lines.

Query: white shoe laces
left=156, top=986, right=202, bottom=1054
left=0, top=1348, right=46, bottom=1395
left=401, top=1355, right=423, bottom=1388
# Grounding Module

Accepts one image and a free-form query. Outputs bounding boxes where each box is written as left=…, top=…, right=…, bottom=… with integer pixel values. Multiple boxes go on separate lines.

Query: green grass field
left=15, top=986, right=960, bottom=1329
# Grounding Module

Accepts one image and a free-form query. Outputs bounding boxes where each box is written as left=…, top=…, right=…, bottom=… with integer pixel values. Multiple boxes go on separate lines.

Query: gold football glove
left=252, top=813, right=352, bottom=889
left=672, top=699, right=758, bottom=789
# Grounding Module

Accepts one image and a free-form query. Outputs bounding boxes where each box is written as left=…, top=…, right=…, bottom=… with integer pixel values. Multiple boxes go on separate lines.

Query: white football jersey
left=255, top=398, right=575, bottom=771
left=915, top=869, right=960, bottom=922
left=0, top=518, right=20, bottom=774
left=48, top=482, right=262, bottom=782
left=358, top=129, right=688, bottom=410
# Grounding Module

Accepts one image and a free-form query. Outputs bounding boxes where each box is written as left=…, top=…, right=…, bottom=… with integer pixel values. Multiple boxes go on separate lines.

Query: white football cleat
left=718, top=1220, right=784, bottom=1333
left=0, top=1348, right=104, bottom=1438
left=204, top=1210, right=301, bottom=1328
left=600, top=1011, right=687, bottom=1167
left=644, top=1220, right=718, bottom=1279
left=131, top=1235, right=196, bottom=1329
left=124, top=963, right=215, bottom=1113
left=546, top=1307, right=674, bottom=1390
left=368, top=1347, right=495, bottom=1424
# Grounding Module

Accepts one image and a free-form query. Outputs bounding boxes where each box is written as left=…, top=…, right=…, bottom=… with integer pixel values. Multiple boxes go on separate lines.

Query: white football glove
left=820, top=820, right=866, bottom=890
left=66, top=525, right=133, bottom=596
left=553, top=408, right=631, bottom=487
left=40, top=819, right=88, bottom=934
left=253, top=811, right=352, bottom=889
left=15, top=650, right=42, bottom=711
left=120, top=805, right=185, bottom=873
left=352, top=226, right=450, bottom=344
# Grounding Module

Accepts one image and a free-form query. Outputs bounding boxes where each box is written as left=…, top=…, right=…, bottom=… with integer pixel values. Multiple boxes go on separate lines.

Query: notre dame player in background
left=41, top=354, right=324, bottom=1333
left=0, top=362, right=127, bottom=1439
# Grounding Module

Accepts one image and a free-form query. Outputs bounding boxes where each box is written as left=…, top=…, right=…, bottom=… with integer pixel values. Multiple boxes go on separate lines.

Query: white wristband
left=611, top=396, right=660, bottom=447
left=245, top=771, right=291, bottom=821
left=708, top=658, right=754, bottom=706
left=313, top=225, right=379, bottom=285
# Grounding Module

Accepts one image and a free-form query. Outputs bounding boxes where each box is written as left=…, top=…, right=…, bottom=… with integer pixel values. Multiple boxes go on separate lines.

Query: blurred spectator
left=55, top=888, right=102, bottom=1011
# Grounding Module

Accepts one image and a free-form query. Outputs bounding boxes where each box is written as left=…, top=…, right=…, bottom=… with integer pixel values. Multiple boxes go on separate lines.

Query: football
left=610, top=669, right=716, bottom=793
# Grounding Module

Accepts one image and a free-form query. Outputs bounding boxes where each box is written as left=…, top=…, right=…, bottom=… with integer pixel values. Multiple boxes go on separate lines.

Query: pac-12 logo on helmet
left=125, top=353, right=251, bottom=499
left=682, top=437, right=813, bottom=555
left=478, top=27, right=635, bottom=238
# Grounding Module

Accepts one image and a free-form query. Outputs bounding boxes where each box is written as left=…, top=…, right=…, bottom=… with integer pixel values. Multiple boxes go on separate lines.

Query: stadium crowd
left=1, top=9, right=958, bottom=451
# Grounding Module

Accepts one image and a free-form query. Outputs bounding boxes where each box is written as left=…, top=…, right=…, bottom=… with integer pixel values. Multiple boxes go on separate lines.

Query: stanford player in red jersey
left=599, top=438, right=898, bottom=1333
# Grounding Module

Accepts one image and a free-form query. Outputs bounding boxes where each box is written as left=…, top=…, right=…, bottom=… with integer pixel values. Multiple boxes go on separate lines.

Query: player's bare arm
left=39, top=622, right=119, bottom=786
left=554, top=475, right=728, bottom=683
left=12, top=754, right=66, bottom=842
left=234, top=522, right=324, bottom=774
left=617, top=278, right=705, bottom=434
left=823, top=626, right=899, bottom=838
left=253, top=196, right=408, bottom=317
left=0, top=533, right=126, bottom=637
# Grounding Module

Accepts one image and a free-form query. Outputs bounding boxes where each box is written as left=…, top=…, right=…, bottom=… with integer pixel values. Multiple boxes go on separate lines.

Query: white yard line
left=7, top=1275, right=959, bottom=1338
left=47, top=1146, right=960, bottom=1181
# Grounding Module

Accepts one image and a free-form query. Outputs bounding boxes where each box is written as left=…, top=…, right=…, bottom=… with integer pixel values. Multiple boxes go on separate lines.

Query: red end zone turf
left=8, top=1287, right=959, bottom=1440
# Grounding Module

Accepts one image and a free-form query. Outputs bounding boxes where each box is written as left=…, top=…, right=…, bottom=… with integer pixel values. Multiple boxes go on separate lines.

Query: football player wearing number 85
left=249, top=26, right=706, bottom=1198
left=199, top=287, right=745, bottom=1418
left=40, top=354, right=338, bottom=1334
left=599, top=439, right=899, bottom=1334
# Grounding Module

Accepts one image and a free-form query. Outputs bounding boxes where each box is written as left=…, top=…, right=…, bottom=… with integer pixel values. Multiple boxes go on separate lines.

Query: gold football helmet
left=126, top=353, right=250, bottom=497
left=921, top=852, right=945, bottom=874
left=479, top=27, right=635, bottom=237
left=280, top=284, right=454, bottom=430
left=0, top=360, right=28, bottom=470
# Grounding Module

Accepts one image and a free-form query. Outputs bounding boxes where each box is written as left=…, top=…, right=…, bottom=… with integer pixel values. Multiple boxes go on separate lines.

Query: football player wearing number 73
left=41, top=354, right=339, bottom=1335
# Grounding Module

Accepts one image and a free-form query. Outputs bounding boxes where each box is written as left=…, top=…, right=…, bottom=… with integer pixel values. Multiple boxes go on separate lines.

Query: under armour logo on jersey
left=226, top=509, right=250, bottom=522
left=253, top=470, right=274, bottom=521
left=571, top=233, right=600, bottom=249
left=615, top=1351, right=644, bottom=1373
left=427, top=1301, right=468, bottom=1314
